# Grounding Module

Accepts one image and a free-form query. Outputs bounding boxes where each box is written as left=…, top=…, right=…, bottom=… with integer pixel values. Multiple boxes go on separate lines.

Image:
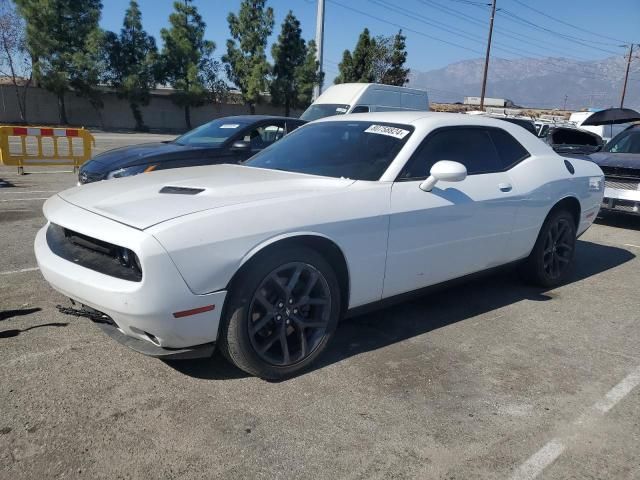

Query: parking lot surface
left=1, top=132, right=640, bottom=479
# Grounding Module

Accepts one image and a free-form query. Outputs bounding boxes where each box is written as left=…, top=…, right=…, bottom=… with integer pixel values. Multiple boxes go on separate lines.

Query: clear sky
left=99, top=0, right=640, bottom=82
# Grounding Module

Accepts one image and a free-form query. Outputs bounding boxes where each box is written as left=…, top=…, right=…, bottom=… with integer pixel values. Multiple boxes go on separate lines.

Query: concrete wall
left=0, top=85, right=301, bottom=132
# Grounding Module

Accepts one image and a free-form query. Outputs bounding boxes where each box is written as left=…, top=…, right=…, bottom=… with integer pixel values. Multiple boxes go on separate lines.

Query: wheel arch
left=226, top=232, right=351, bottom=314
left=549, top=195, right=581, bottom=229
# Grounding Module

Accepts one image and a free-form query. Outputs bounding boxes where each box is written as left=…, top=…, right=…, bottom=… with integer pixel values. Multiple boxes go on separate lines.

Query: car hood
left=58, top=164, right=356, bottom=230
left=589, top=152, right=640, bottom=169
left=85, top=142, right=220, bottom=171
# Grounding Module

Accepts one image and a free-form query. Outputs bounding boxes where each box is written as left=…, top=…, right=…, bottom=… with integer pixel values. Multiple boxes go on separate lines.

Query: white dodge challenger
left=35, top=112, right=604, bottom=379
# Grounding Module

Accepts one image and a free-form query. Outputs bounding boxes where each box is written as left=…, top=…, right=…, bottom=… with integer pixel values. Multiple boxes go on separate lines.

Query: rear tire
left=520, top=209, right=577, bottom=288
left=219, top=246, right=341, bottom=380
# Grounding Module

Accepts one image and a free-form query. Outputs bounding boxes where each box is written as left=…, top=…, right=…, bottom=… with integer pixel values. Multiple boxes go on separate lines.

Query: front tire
left=219, top=246, right=341, bottom=380
left=520, top=209, right=577, bottom=288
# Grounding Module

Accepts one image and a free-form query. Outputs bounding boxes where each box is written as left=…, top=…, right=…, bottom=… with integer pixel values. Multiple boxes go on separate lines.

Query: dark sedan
left=79, top=116, right=305, bottom=184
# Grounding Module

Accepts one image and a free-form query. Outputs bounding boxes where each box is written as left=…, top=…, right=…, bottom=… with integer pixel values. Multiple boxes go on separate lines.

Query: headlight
left=106, top=164, right=156, bottom=179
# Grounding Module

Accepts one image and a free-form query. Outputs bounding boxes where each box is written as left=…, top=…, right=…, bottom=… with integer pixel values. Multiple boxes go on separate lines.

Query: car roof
left=311, top=111, right=533, bottom=131
left=312, top=111, right=553, bottom=156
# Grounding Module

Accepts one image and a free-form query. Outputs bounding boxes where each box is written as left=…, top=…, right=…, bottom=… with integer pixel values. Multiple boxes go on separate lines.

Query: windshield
left=245, top=121, right=413, bottom=181
left=174, top=119, right=249, bottom=146
left=300, top=104, right=350, bottom=121
left=605, top=130, right=640, bottom=154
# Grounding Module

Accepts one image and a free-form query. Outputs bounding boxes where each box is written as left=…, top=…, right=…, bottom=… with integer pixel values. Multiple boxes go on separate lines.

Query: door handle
left=499, top=183, right=512, bottom=192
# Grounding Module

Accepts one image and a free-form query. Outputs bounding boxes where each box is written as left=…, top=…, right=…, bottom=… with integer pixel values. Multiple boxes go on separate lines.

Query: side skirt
left=344, top=260, right=523, bottom=319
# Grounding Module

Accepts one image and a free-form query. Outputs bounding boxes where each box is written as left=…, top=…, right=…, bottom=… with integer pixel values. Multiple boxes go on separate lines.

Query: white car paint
left=35, top=112, right=604, bottom=353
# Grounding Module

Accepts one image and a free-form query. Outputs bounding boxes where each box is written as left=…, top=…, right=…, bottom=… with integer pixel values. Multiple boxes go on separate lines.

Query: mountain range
left=409, top=56, right=640, bottom=110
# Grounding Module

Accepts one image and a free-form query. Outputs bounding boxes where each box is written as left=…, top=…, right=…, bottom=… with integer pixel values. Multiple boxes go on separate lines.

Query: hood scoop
left=159, top=186, right=205, bottom=195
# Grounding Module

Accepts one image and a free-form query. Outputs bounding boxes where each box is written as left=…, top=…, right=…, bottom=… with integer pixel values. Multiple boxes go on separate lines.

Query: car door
left=230, top=120, right=287, bottom=163
left=383, top=126, right=529, bottom=298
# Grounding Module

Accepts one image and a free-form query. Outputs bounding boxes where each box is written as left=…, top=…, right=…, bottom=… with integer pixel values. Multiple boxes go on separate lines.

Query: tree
left=270, top=12, right=322, bottom=116
left=335, top=28, right=376, bottom=84
left=159, top=0, right=222, bottom=130
left=0, top=0, right=32, bottom=123
left=295, top=40, right=323, bottom=110
left=335, top=28, right=410, bottom=86
left=224, top=0, right=274, bottom=114
left=14, top=0, right=103, bottom=125
left=380, top=30, right=409, bottom=86
left=70, top=28, right=108, bottom=127
left=105, top=1, right=158, bottom=131
left=334, top=49, right=354, bottom=84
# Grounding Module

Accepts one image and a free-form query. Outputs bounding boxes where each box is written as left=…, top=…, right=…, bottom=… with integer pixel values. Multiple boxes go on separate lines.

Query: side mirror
left=230, top=140, right=251, bottom=152
left=419, top=160, right=467, bottom=192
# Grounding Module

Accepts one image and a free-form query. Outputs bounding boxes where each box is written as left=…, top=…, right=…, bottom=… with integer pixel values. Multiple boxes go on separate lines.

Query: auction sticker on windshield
left=364, top=124, right=410, bottom=139
left=220, top=124, right=240, bottom=129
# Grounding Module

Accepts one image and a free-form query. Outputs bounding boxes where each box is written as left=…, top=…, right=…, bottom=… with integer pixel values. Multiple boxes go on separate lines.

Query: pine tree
left=159, top=1, right=220, bottom=130
left=224, top=0, right=274, bottom=114
left=270, top=11, right=321, bottom=116
left=335, top=28, right=376, bottom=84
left=105, top=0, right=157, bottom=131
left=334, top=49, right=353, bottom=84
left=351, top=28, right=376, bottom=83
left=381, top=30, right=409, bottom=86
left=295, top=40, right=323, bottom=109
left=14, top=0, right=103, bottom=124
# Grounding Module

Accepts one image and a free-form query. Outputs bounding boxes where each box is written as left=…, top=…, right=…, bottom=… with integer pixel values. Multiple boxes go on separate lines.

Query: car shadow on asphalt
left=168, top=240, right=634, bottom=381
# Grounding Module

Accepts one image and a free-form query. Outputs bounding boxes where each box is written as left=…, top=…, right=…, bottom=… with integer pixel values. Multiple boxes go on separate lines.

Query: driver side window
left=243, top=122, right=286, bottom=149
left=609, top=131, right=640, bottom=153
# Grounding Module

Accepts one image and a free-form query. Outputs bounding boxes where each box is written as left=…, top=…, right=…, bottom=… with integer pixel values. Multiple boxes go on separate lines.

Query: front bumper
left=35, top=196, right=227, bottom=352
left=97, top=320, right=215, bottom=359
left=602, top=186, right=640, bottom=215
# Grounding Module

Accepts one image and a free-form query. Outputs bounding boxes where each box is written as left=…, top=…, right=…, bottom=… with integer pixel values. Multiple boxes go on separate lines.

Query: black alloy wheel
left=521, top=208, right=577, bottom=288
left=248, top=262, right=331, bottom=366
left=219, top=246, right=341, bottom=380
left=542, top=217, right=574, bottom=280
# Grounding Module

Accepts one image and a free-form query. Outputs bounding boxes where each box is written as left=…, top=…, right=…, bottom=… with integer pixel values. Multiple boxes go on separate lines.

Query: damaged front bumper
left=56, top=303, right=215, bottom=359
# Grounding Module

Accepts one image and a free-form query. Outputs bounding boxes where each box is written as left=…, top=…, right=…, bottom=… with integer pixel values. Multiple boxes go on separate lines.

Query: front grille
left=47, top=224, right=142, bottom=282
left=604, top=177, right=640, bottom=190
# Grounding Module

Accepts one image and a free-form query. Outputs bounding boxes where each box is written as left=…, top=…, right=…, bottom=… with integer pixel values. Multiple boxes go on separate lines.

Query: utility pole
left=620, top=43, right=634, bottom=108
left=563, top=94, right=568, bottom=110
left=479, top=0, right=497, bottom=111
left=313, top=0, right=326, bottom=100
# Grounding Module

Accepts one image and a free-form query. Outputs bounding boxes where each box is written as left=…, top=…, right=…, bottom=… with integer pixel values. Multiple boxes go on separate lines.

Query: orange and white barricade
left=0, top=126, right=95, bottom=174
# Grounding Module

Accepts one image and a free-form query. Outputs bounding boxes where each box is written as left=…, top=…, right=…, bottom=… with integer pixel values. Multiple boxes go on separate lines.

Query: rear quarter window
left=487, top=128, right=530, bottom=169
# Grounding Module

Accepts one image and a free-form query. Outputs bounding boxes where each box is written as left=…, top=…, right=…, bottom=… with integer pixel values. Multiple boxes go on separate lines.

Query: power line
left=497, top=9, right=622, bottom=56
left=415, top=0, right=595, bottom=62
left=508, top=0, right=632, bottom=45
left=442, top=0, right=625, bottom=55
left=368, top=0, right=616, bottom=80
left=327, top=0, right=485, bottom=55
left=330, top=0, right=635, bottom=86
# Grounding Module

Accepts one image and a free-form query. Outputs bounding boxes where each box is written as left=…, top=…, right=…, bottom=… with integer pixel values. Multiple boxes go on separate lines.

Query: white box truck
left=300, top=83, right=429, bottom=121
